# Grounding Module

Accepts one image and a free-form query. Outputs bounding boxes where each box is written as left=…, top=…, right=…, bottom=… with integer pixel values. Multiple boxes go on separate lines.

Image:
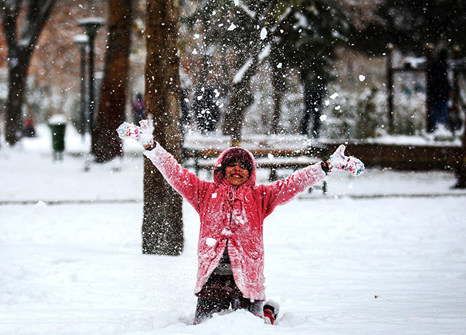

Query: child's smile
left=225, top=162, right=250, bottom=186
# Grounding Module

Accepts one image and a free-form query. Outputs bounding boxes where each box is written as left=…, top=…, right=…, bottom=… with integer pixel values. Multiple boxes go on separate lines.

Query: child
left=117, top=120, right=364, bottom=324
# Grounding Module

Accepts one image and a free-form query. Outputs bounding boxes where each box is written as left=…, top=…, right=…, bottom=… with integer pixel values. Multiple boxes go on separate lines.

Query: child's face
left=225, top=161, right=250, bottom=186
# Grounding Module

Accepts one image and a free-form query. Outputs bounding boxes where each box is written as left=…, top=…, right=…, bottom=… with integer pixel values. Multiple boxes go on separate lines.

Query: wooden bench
left=182, top=145, right=329, bottom=193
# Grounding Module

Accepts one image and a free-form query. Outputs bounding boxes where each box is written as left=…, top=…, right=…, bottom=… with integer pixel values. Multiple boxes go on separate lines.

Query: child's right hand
left=117, top=120, right=155, bottom=150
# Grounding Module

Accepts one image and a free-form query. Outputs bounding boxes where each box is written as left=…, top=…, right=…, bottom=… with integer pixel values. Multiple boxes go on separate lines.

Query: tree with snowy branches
left=184, top=0, right=350, bottom=142
left=351, top=0, right=466, bottom=56
left=0, top=0, right=57, bottom=145
left=271, top=0, right=350, bottom=137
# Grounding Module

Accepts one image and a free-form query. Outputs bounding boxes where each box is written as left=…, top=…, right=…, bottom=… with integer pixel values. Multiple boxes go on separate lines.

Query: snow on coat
left=144, top=145, right=326, bottom=301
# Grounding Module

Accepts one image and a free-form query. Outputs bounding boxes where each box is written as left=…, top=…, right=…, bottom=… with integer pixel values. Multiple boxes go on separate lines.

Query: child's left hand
left=327, top=145, right=365, bottom=176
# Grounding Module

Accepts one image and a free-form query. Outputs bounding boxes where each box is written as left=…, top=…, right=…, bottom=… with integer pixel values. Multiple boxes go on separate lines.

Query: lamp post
left=386, top=43, right=394, bottom=135
left=77, top=17, right=105, bottom=138
left=73, top=34, right=88, bottom=140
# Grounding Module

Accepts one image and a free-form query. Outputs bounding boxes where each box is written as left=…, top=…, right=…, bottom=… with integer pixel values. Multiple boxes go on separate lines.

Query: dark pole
left=386, top=43, right=394, bottom=134
left=73, top=35, right=88, bottom=140
left=80, top=44, right=87, bottom=138
left=88, top=31, right=96, bottom=135
left=452, top=46, right=461, bottom=118
left=77, top=18, right=105, bottom=141
left=425, top=44, right=434, bottom=133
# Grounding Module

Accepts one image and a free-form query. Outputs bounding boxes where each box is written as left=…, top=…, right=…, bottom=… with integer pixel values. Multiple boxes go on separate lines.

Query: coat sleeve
left=260, top=162, right=326, bottom=217
left=143, top=144, right=209, bottom=212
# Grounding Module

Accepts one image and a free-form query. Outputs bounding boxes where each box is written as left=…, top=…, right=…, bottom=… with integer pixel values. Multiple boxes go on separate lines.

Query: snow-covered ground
left=1, top=125, right=466, bottom=335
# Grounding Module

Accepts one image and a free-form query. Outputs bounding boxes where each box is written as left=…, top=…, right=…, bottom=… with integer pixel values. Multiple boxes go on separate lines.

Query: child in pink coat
left=118, top=121, right=364, bottom=324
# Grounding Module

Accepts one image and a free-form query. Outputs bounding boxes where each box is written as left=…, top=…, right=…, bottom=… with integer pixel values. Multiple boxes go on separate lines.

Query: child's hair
left=215, top=147, right=254, bottom=179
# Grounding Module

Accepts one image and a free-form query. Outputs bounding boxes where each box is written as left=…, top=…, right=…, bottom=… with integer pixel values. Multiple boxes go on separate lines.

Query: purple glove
left=327, top=145, right=365, bottom=176
left=116, top=120, right=155, bottom=150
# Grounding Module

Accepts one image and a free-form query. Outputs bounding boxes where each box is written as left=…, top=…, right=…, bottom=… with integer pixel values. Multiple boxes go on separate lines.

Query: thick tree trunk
left=5, top=55, right=29, bottom=145
left=142, top=0, right=183, bottom=255
left=92, top=0, right=132, bottom=163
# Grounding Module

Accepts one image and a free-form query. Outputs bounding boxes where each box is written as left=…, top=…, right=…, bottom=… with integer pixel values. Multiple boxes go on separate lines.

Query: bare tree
left=92, top=0, right=132, bottom=163
left=0, top=0, right=56, bottom=145
left=142, top=0, right=183, bottom=255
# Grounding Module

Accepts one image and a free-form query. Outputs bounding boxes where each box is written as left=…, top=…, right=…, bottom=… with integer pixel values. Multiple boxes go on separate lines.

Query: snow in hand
left=1, top=125, right=466, bottom=334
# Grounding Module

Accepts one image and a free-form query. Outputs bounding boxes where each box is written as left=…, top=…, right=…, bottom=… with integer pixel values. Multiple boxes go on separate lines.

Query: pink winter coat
left=144, top=145, right=326, bottom=301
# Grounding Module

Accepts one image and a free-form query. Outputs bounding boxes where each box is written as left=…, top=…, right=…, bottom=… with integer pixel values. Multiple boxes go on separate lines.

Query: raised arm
left=117, top=121, right=209, bottom=212
left=260, top=162, right=326, bottom=215
left=261, top=145, right=364, bottom=216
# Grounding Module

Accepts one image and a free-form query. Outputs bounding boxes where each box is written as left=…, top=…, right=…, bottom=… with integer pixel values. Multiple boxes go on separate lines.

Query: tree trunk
left=5, top=53, right=29, bottom=145
left=221, top=52, right=260, bottom=145
left=270, top=54, right=286, bottom=134
left=92, top=0, right=132, bottom=163
left=222, top=80, right=253, bottom=146
left=453, top=112, right=466, bottom=189
left=142, top=0, right=183, bottom=255
left=452, top=47, right=466, bottom=188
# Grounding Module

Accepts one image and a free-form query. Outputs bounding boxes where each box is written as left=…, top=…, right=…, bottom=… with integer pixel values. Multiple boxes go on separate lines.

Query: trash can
left=49, top=115, right=67, bottom=161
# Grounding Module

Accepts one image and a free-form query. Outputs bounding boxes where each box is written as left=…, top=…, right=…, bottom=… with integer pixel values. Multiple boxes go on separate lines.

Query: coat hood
left=213, top=147, right=256, bottom=187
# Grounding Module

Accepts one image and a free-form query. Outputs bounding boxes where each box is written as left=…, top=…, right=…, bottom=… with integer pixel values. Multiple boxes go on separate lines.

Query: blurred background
left=1, top=0, right=466, bottom=186
left=1, top=1, right=465, bottom=140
